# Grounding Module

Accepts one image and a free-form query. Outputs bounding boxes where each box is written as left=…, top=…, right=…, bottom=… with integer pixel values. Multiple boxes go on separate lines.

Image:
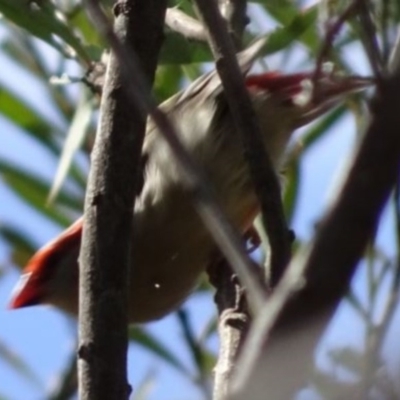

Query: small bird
left=9, top=40, right=371, bottom=323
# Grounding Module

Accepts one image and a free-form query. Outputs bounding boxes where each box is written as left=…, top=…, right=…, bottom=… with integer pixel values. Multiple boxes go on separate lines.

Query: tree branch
left=218, top=0, right=248, bottom=48
left=193, top=2, right=270, bottom=399
left=232, top=37, right=400, bottom=400
left=208, top=257, right=250, bottom=400
left=194, top=0, right=290, bottom=287
left=78, top=1, right=166, bottom=399
left=165, top=8, right=207, bottom=42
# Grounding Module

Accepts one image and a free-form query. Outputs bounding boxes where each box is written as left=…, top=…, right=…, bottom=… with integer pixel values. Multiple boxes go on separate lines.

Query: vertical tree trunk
left=78, top=1, right=167, bottom=399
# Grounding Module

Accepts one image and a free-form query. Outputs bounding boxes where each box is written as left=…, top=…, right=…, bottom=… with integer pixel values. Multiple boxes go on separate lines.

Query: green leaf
left=197, top=349, right=216, bottom=376
left=283, top=159, right=300, bottom=224
left=159, top=31, right=212, bottom=64
left=0, top=0, right=92, bottom=64
left=154, top=64, right=184, bottom=102
left=0, top=84, right=61, bottom=154
left=66, top=6, right=104, bottom=51
left=0, top=160, right=82, bottom=226
left=129, top=326, right=188, bottom=374
left=252, top=0, right=299, bottom=21
left=0, top=224, right=35, bottom=268
left=301, top=106, right=346, bottom=150
left=262, top=7, right=318, bottom=55
left=254, top=1, right=319, bottom=51
left=0, top=80, right=87, bottom=200
left=0, top=339, right=43, bottom=389
left=0, top=44, right=89, bottom=190
left=48, top=88, right=93, bottom=204
left=1, top=30, right=80, bottom=120
left=1, top=33, right=49, bottom=81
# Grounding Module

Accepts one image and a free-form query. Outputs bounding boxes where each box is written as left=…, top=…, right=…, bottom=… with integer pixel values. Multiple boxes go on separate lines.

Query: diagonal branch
left=231, top=34, right=400, bottom=400
left=218, top=0, right=248, bottom=48
left=194, top=0, right=291, bottom=286
left=193, top=2, right=274, bottom=399
left=165, top=8, right=207, bottom=42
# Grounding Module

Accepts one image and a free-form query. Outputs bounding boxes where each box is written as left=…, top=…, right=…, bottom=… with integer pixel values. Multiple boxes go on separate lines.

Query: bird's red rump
left=8, top=218, right=83, bottom=309
left=245, top=72, right=311, bottom=95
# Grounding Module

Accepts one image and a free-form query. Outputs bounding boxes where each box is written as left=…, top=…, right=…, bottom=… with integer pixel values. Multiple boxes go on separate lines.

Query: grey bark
left=78, top=1, right=167, bottom=399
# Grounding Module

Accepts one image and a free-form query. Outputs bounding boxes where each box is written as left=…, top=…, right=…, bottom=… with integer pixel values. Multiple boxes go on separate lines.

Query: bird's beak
left=293, top=74, right=374, bottom=126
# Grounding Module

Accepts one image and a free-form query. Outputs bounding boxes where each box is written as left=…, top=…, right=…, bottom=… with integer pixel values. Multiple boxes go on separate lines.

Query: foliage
left=0, top=0, right=399, bottom=399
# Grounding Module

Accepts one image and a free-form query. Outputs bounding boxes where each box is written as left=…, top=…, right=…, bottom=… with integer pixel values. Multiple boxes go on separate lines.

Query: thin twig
left=194, top=0, right=291, bottom=286
left=356, top=0, right=384, bottom=80
left=314, top=0, right=359, bottom=85
left=165, top=8, right=207, bottom=42
left=380, top=0, right=391, bottom=62
left=208, top=257, right=250, bottom=400
left=196, top=3, right=252, bottom=399
left=388, top=28, right=400, bottom=74
left=193, top=2, right=280, bottom=398
left=82, top=0, right=266, bottom=314
left=218, top=0, right=248, bottom=48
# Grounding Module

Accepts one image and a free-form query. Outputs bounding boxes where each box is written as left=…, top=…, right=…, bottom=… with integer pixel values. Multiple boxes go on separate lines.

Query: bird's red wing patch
left=9, top=218, right=83, bottom=309
left=246, top=72, right=372, bottom=101
left=245, top=72, right=311, bottom=96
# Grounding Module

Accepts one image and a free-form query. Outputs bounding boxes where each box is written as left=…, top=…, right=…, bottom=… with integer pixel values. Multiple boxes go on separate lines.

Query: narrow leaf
left=159, top=31, right=212, bottom=64
left=48, top=88, right=93, bottom=204
left=0, top=339, right=42, bottom=389
left=0, top=0, right=91, bottom=63
left=129, top=326, right=188, bottom=374
left=283, top=158, right=301, bottom=224
left=256, top=1, right=319, bottom=51
left=262, top=7, right=318, bottom=55
left=0, top=84, right=60, bottom=154
left=301, top=106, right=346, bottom=150
left=0, top=224, right=35, bottom=268
left=0, top=160, right=82, bottom=226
